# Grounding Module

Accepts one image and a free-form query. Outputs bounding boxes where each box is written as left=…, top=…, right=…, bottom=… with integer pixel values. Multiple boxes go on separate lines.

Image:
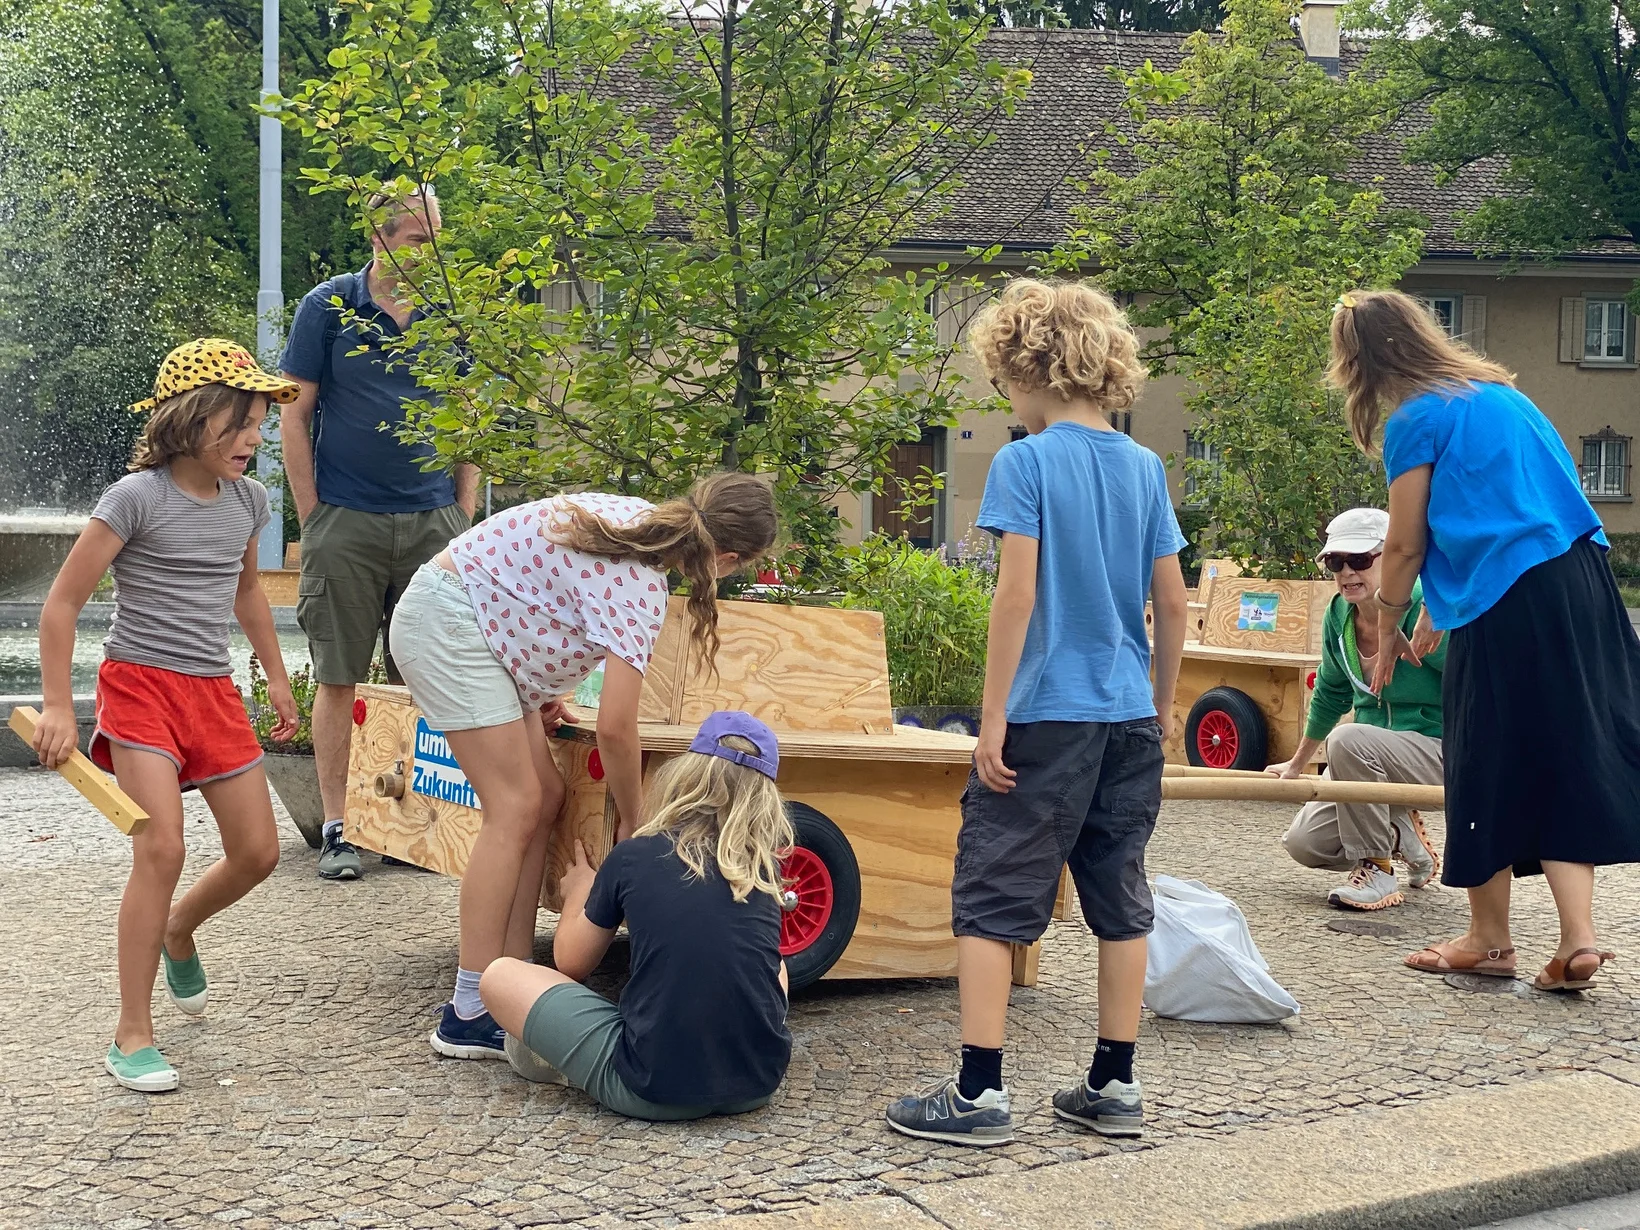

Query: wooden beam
left=7, top=706, right=149, bottom=835
left=1162, top=775, right=1442, bottom=808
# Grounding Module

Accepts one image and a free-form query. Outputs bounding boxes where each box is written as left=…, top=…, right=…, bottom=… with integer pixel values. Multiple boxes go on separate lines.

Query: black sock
left=1087, top=1038, right=1135, bottom=1090
left=957, top=1044, right=1003, bottom=1099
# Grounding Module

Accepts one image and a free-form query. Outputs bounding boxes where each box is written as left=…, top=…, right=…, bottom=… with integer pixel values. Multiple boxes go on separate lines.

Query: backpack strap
left=319, top=271, right=359, bottom=390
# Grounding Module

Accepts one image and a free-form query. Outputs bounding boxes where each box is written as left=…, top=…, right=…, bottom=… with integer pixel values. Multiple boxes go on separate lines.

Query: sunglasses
left=989, top=376, right=1008, bottom=397
left=1321, top=551, right=1380, bottom=574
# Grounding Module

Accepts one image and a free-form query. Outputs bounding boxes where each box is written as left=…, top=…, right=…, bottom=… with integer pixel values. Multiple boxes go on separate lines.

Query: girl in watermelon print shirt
left=387, top=472, right=778, bottom=1061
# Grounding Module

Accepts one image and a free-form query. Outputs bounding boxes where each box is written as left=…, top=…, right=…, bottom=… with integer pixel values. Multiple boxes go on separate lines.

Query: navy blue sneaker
left=1052, top=1075, right=1144, bottom=1137
left=886, top=1075, right=1013, bottom=1147
left=429, top=1004, right=508, bottom=1060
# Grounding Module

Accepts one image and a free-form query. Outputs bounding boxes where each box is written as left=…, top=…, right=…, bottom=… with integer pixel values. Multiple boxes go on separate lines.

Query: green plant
left=836, top=536, right=991, bottom=707
left=1607, top=532, right=1640, bottom=580
left=246, top=656, right=317, bottom=754
left=245, top=653, right=385, bottom=752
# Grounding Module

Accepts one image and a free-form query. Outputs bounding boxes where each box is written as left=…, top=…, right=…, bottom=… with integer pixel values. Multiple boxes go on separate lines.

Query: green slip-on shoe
left=162, top=945, right=207, bottom=1015
left=105, top=1043, right=179, bottom=1092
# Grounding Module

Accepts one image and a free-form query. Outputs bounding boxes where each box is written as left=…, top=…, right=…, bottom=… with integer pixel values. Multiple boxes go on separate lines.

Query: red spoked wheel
left=1195, top=709, right=1240, bottom=769
left=782, top=803, right=861, bottom=990
left=778, top=846, right=835, bottom=957
left=1184, top=686, right=1268, bottom=772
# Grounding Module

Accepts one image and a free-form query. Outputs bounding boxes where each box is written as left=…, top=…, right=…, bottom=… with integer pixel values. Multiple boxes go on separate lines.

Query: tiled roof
left=596, top=23, right=1639, bottom=262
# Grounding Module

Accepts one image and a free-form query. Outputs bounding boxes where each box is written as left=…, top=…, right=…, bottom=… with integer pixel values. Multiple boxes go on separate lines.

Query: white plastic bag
left=1143, top=875, right=1300, bottom=1023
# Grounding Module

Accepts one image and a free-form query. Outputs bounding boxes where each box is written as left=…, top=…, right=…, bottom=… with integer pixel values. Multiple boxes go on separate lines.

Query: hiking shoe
left=429, top=1003, right=508, bottom=1060
left=317, top=829, right=362, bottom=881
left=1053, top=1076, right=1144, bottom=1138
left=161, top=945, right=207, bottom=1016
left=885, top=1075, right=1013, bottom=1147
left=105, top=1042, right=179, bottom=1093
left=1393, top=810, right=1440, bottom=889
left=1328, top=862, right=1405, bottom=911
left=504, top=1033, right=569, bottom=1085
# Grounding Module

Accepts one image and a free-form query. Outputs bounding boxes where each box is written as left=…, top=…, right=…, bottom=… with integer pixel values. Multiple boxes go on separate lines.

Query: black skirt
left=1442, top=536, right=1640, bottom=887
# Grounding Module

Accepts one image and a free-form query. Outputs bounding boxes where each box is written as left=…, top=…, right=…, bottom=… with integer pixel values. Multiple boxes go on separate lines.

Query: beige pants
left=1282, top=725, right=1444, bottom=870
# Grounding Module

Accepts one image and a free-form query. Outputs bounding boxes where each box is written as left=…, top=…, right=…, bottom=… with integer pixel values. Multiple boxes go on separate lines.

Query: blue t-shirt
left=1382, top=381, right=1606, bottom=630
left=977, top=422, right=1187, bottom=724
left=278, top=266, right=456, bottom=514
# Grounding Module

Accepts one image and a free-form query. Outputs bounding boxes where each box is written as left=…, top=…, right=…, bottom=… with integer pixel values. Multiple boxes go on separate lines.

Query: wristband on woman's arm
left=1374, top=588, right=1413, bottom=612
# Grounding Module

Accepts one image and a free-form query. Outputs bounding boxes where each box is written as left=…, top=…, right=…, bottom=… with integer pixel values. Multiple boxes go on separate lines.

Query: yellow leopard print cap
left=130, top=338, right=302, bottom=413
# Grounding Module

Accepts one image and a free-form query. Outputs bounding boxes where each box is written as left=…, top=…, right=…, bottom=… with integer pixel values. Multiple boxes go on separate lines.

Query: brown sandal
left=1404, top=941, right=1517, bottom=978
left=1533, top=948, right=1616, bottom=992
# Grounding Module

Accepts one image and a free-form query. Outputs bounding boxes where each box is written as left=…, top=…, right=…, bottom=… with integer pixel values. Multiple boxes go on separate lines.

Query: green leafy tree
left=284, top=0, right=1030, bottom=552
left=1047, top=0, right=1422, bottom=576
left=974, top=0, right=1223, bottom=31
left=0, top=0, right=252, bottom=507
left=1363, top=0, right=1640, bottom=254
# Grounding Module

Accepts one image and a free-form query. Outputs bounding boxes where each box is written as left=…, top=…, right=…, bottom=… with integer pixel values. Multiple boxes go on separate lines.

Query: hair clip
left=1336, top=292, right=1359, bottom=310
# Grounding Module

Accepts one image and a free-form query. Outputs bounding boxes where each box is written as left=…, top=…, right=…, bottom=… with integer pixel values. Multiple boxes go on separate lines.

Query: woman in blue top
left=1330, top=289, right=1640, bottom=993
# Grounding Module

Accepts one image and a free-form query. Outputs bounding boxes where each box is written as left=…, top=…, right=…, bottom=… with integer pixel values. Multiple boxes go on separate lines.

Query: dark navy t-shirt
left=583, top=834, right=791, bottom=1106
left=278, top=266, right=456, bottom=514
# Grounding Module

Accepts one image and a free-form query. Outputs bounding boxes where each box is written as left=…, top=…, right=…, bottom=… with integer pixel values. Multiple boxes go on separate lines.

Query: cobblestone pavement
left=3, top=765, right=1637, bottom=1229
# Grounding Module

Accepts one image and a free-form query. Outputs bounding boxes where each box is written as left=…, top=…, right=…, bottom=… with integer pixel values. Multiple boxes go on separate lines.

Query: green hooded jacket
left=1304, top=581, right=1445, bottom=742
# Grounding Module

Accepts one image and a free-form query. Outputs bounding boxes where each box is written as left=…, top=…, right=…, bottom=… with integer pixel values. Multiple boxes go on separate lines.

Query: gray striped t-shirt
left=92, top=468, right=271, bottom=676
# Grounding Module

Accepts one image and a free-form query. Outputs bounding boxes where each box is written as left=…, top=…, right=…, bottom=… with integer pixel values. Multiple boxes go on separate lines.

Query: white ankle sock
left=322, top=818, right=344, bottom=842
left=452, top=968, right=485, bottom=1019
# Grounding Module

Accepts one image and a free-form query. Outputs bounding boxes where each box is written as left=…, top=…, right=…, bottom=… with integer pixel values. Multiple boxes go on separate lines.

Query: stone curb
left=714, top=1071, right=1640, bottom=1230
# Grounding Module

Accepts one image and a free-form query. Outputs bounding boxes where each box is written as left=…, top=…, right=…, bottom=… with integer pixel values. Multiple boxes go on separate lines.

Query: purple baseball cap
left=688, top=711, right=780, bottom=781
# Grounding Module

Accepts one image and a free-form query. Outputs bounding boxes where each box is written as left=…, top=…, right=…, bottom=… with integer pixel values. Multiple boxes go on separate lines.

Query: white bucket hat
left=1316, top=507, right=1389, bottom=562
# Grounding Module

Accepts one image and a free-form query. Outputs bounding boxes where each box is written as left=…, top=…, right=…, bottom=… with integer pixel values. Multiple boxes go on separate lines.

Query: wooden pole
left=1162, top=774, right=1442, bottom=809
left=1164, top=764, right=1324, bottom=781
left=7, top=706, right=150, bottom=835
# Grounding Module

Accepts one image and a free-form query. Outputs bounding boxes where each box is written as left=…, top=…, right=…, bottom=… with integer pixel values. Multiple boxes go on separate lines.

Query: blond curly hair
left=967, top=278, right=1146, bottom=410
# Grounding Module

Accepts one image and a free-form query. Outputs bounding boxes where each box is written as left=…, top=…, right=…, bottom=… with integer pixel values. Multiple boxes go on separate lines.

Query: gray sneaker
left=1392, top=810, right=1440, bottom=889
left=886, top=1075, right=1013, bottom=1147
left=504, top=1034, right=569, bottom=1085
left=318, top=829, right=363, bottom=881
left=1053, top=1075, right=1143, bottom=1137
left=1328, top=861, right=1404, bottom=910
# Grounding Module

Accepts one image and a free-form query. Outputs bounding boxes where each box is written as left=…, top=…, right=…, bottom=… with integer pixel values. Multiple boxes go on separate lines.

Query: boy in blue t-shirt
left=887, top=280, right=1189, bottom=1147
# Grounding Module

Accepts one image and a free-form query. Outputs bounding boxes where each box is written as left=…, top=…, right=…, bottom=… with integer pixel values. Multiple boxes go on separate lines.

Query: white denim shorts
left=388, top=561, right=530, bottom=731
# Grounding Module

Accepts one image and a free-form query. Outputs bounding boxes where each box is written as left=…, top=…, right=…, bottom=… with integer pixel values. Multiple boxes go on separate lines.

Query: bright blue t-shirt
left=977, top=422, right=1187, bottom=724
left=1382, top=381, right=1606, bottom=630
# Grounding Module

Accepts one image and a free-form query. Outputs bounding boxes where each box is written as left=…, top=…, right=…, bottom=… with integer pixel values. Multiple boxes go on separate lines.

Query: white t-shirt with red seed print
left=447, top=493, right=670, bottom=710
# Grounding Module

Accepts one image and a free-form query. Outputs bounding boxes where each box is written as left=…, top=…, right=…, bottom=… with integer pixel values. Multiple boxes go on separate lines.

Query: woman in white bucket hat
left=1270, top=507, right=1446, bottom=911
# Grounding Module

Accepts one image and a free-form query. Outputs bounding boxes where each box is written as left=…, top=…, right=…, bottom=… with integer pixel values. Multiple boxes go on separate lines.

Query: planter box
left=263, top=750, right=324, bottom=849
left=893, top=705, right=981, bottom=737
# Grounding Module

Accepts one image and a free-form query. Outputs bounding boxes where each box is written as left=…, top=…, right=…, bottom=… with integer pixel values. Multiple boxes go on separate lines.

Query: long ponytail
left=552, top=473, right=778, bottom=670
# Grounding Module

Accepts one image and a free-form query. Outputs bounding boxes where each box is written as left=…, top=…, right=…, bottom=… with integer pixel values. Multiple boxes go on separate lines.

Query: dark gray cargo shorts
left=952, top=718, right=1165, bottom=945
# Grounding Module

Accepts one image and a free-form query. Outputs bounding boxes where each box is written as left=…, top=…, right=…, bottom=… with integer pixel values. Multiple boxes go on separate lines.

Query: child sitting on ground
left=32, top=339, right=301, bottom=1092
left=886, top=279, right=1189, bottom=1146
left=479, top=710, right=793, bottom=1120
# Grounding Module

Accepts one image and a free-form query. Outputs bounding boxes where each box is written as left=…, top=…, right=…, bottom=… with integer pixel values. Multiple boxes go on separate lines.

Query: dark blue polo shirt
left=279, top=265, right=456, bottom=513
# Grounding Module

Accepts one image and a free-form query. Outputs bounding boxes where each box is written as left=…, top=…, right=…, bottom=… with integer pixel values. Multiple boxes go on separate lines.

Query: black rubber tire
left=783, top=802, right=862, bottom=992
left=1184, top=686, right=1268, bottom=772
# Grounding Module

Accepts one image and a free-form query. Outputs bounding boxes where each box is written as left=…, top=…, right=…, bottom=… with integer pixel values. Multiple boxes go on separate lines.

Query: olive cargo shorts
left=297, top=501, right=470, bottom=686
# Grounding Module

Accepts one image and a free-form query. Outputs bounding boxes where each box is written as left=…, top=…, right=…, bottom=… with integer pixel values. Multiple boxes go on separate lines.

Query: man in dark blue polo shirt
left=278, top=186, right=477, bottom=882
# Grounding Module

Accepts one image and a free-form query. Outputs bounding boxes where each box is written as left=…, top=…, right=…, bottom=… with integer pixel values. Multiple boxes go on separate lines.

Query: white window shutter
left=1559, top=297, right=1585, bottom=363
left=1461, top=295, right=1486, bottom=353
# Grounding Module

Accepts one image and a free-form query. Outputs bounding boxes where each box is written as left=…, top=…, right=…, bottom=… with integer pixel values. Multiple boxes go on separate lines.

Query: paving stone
left=4, top=769, right=1638, bottom=1228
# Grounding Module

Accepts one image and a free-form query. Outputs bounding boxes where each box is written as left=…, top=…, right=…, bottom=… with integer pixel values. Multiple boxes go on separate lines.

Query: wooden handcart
left=343, top=599, right=1066, bottom=991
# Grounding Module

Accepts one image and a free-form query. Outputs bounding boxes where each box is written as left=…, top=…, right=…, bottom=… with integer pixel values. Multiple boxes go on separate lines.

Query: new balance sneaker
left=504, top=1033, right=569, bottom=1085
left=105, top=1042, right=179, bottom=1093
left=885, top=1075, right=1013, bottom=1147
left=317, top=829, right=363, bottom=881
left=429, top=1003, right=508, bottom=1060
left=1328, top=861, right=1405, bottom=911
left=161, top=945, right=207, bottom=1016
left=1392, top=809, right=1440, bottom=889
left=1053, top=1075, right=1144, bottom=1138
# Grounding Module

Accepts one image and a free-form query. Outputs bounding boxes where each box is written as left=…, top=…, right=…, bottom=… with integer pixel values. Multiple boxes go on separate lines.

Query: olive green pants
left=296, top=501, right=470, bottom=686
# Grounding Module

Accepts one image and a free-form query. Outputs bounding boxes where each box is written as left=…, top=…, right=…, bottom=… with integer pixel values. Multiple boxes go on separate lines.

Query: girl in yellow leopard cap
left=31, top=339, right=304, bottom=1092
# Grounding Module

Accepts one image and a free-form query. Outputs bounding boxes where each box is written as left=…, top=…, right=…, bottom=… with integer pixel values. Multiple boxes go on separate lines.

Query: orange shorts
left=91, top=660, right=263, bottom=790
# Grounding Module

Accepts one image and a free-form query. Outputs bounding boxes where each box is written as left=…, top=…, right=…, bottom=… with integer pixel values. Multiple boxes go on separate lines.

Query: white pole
left=255, top=0, right=285, bottom=570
